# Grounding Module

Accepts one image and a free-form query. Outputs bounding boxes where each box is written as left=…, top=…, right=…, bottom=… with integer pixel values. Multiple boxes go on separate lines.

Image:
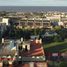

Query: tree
left=54, top=26, right=61, bottom=32
left=59, top=62, right=67, bottom=67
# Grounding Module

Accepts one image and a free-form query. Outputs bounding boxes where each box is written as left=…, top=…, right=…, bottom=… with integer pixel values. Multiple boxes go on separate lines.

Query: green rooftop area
left=43, top=39, right=67, bottom=53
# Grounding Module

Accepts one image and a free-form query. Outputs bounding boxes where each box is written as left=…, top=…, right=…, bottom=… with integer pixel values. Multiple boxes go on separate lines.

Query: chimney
left=2, top=38, right=4, bottom=44
left=39, top=38, right=42, bottom=44
left=35, top=38, right=39, bottom=44
left=21, top=37, right=23, bottom=42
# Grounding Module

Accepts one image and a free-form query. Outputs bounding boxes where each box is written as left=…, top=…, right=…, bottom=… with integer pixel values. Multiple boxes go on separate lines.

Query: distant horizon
left=0, top=6, right=67, bottom=12
left=0, top=5, right=67, bottom=7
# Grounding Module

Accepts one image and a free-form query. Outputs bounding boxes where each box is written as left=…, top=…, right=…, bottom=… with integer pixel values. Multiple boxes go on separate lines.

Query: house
left=40, top=30, right=58, bottom=43
left=61, top=17, right=67, bottom=28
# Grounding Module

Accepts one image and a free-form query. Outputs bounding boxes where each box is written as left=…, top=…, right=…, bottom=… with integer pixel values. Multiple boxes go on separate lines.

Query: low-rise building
left=61, top=17, right=67, bottom=28
left=0, top=17, right=9, bottom=25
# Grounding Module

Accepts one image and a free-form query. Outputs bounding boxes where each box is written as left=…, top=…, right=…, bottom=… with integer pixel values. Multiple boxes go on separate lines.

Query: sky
left=0, top=0, right=67, bottom=6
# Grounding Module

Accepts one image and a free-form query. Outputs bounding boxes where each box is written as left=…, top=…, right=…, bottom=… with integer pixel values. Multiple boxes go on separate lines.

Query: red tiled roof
left=19, top=42, right=45, bottom=56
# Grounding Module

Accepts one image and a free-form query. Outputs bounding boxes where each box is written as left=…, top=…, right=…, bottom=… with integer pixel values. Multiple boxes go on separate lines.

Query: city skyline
left=0, top=0, right=67, bottom=6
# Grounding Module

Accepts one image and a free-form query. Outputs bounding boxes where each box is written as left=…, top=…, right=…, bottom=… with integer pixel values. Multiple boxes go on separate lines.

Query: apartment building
left=18, top=18, right=51, bottom=29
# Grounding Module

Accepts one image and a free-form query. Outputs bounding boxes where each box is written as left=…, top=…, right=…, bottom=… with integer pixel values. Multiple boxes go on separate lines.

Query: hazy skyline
left=0, top=0, right=67, bottom=6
